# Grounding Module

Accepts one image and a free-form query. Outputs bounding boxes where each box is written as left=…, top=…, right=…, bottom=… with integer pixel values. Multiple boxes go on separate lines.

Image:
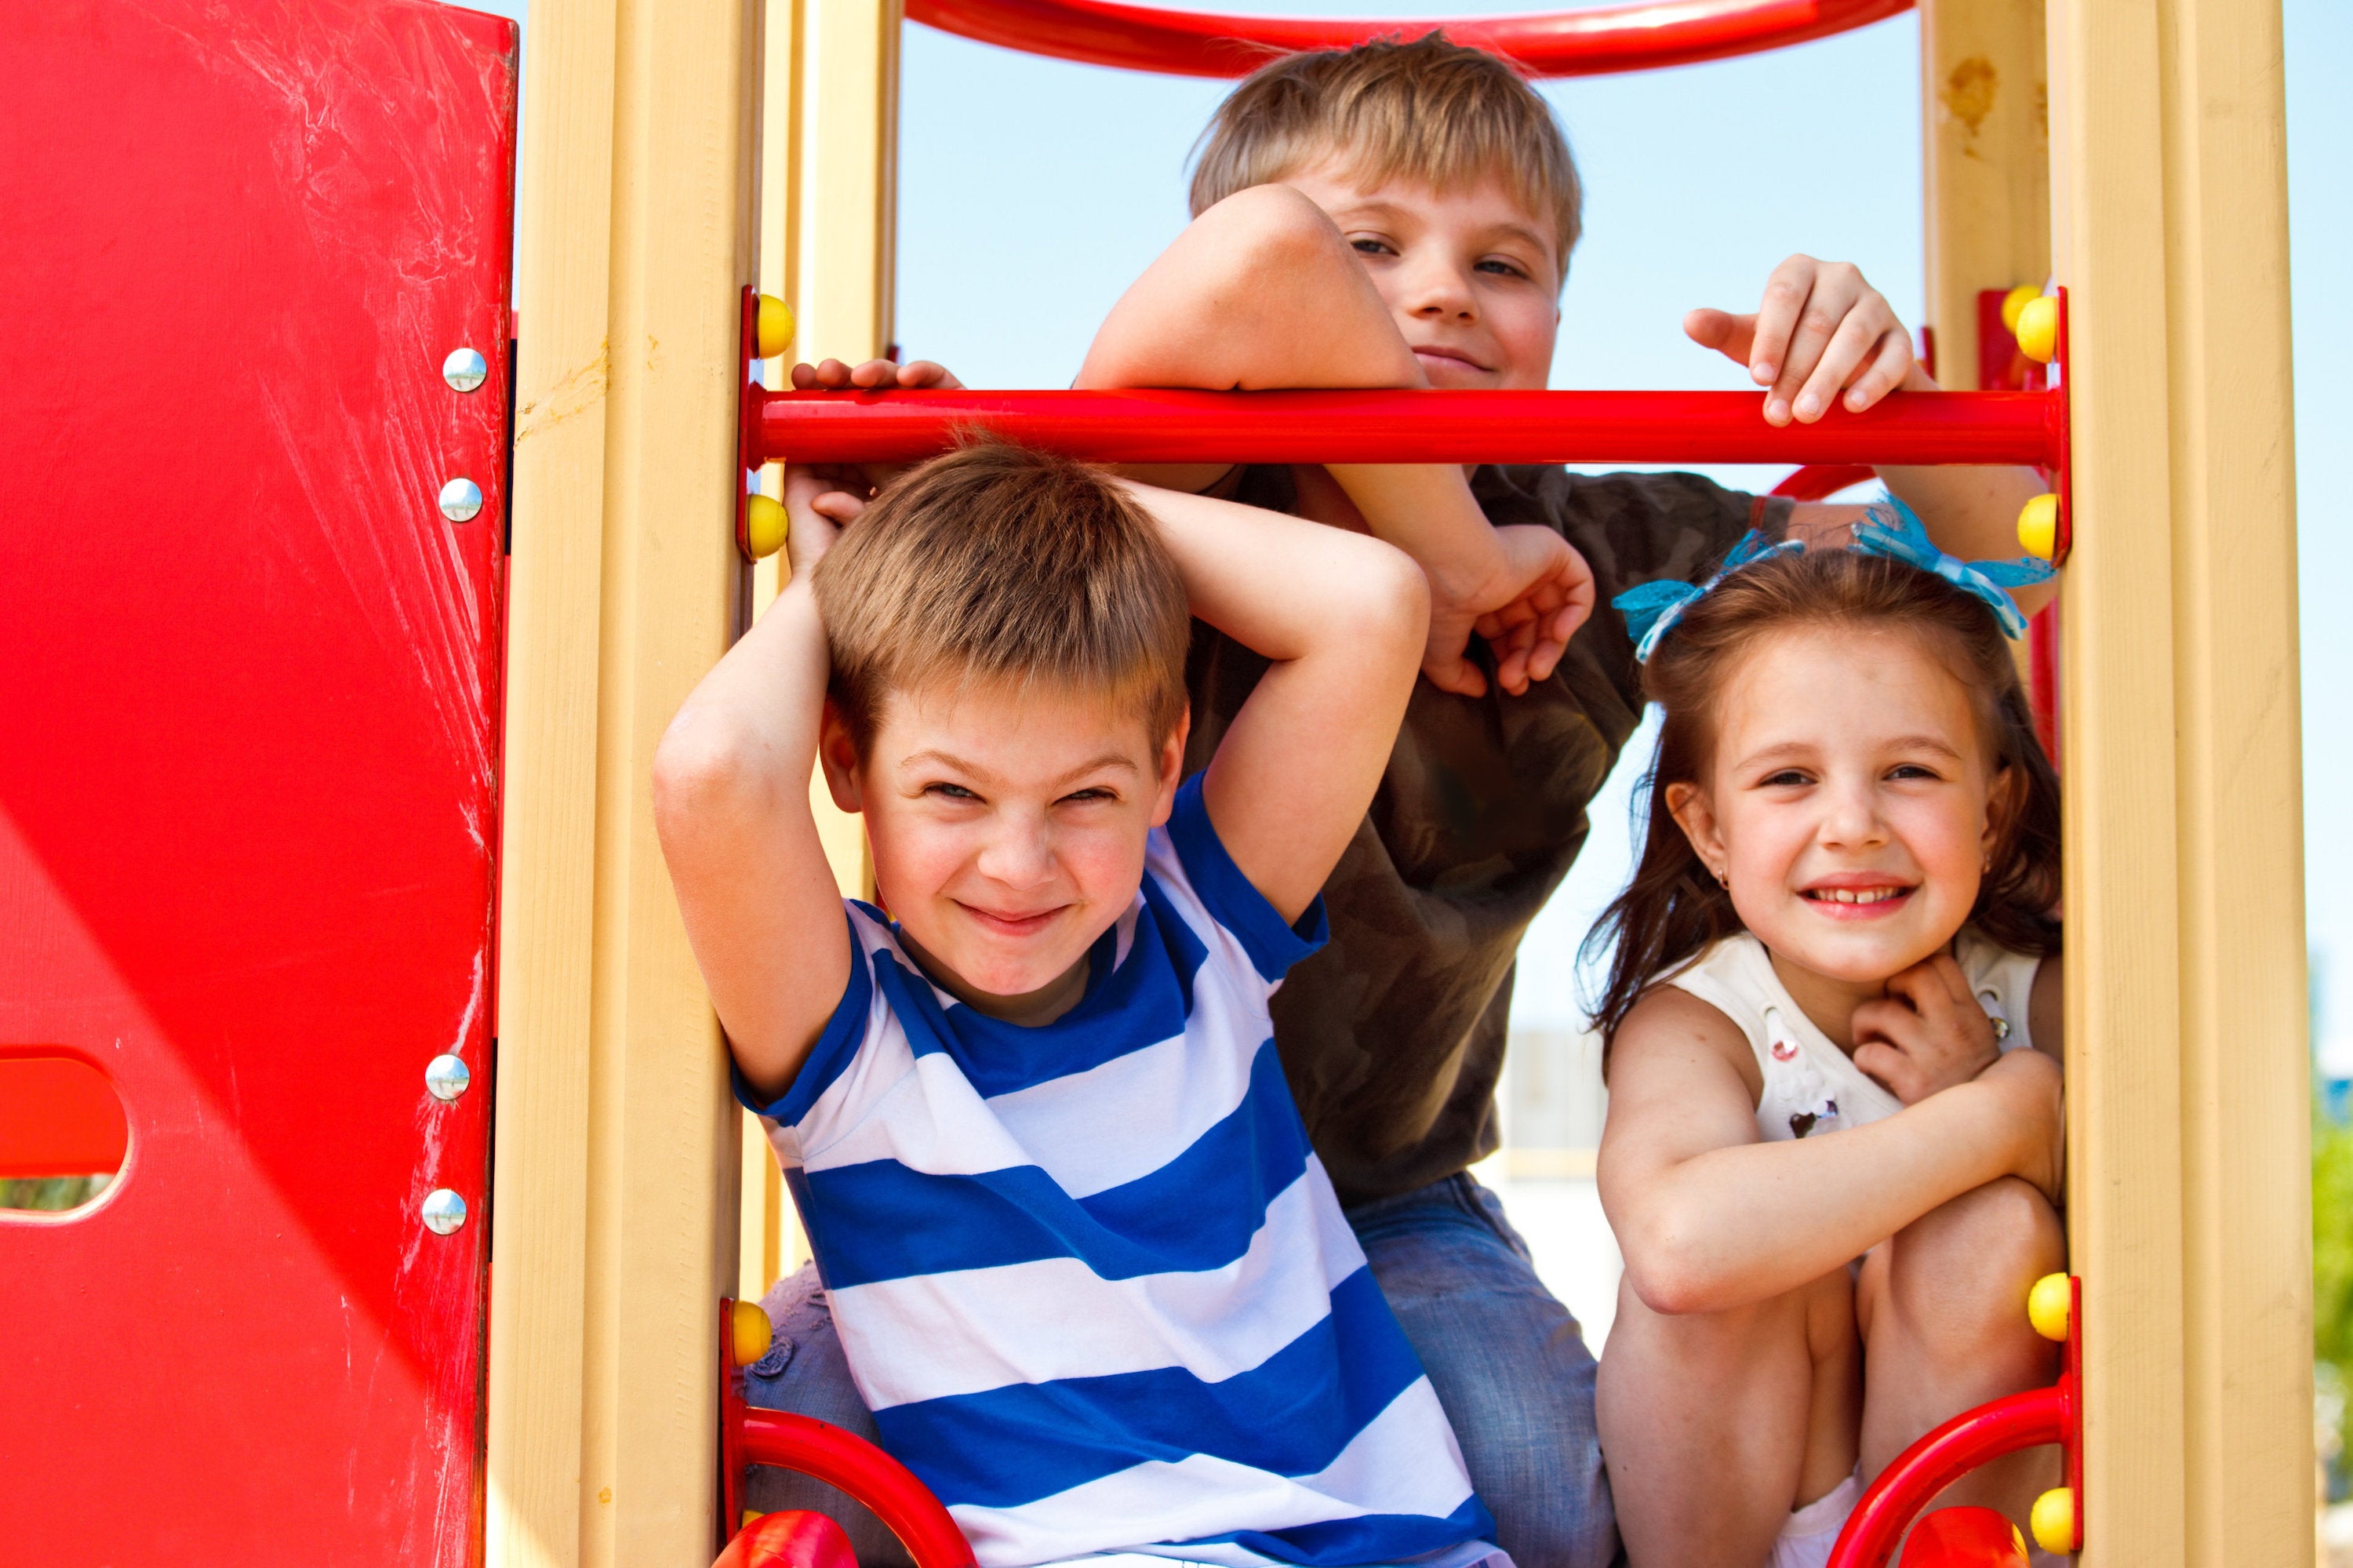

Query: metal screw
left=425, top=1053, right=471, bottom=1102
left=442, top=347, right=488, bottom=393
left=422, top=1189, right=467, bottom=1235
left=438, top=478, right=483, bottom=523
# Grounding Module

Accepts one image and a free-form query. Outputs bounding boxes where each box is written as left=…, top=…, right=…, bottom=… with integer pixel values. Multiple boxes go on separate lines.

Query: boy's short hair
left=1189, top=33, right=1583, bottom=275
left=813, top=442, right=1192, bottom=755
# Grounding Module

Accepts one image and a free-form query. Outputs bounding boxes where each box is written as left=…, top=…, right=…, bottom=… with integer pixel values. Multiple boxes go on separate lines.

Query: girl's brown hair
left=1585, top=547, right=2061, bottom=1048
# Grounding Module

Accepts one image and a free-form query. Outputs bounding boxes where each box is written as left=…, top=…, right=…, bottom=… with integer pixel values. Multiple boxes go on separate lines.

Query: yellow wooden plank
left=2154, top=0, right=2311, bottom=1560
left=1920, top=0, right=2049, bottom=388
left=486, top=0, right=620, bottom=1560
left=489, top=1, right=762, bottom=1563
left=2049, top=0, right=2189, bottom=1557
left=2050, top=0, right=2309, bottom=1561
left=794, top=0, right=900, bottom=365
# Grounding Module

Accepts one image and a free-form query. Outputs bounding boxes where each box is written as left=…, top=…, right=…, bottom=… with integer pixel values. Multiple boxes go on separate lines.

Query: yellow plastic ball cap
left=745, top=493, right=790, bottom=560
left=2015, top=295, right=2059, bottom=363
left=2027, top=1271, right=2072, bottom=1341
left=744, top=1511, right=767, bottom=1530
left=2017, top=494, right=2059, bottom=562
left=730, top=1297, right=774, bottom=1369
left=2030, top=1486, right=2076, bottom=1555
left=756, top=293, right=795, bottom=359
left=2000, top=284, right=2043, bottom=337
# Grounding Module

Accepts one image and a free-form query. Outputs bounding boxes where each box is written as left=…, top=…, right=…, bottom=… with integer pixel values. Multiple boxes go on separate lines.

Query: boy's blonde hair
left=1189, top=33, right=1583, bottom=275
left=813, top=443, right=1191, bottom=755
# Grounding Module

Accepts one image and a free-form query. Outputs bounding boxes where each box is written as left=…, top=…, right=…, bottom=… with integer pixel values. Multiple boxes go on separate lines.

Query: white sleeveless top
left=1663, top=930, right=2041, bottom=1143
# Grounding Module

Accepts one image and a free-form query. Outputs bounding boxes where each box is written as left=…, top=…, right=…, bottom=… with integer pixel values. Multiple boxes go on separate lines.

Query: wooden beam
left=2047, top=0, right=2309, bottom=1561
left=489, top=0, right=762, bottom=1563
left=1922, top=0, right=2049, bottom=387
left=794, top=0, right=901, bottom=365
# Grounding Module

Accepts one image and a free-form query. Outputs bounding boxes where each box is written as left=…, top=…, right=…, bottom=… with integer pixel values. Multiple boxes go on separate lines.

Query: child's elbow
left=1619, top=1220, right=1732, bottom=1317
left=651, top=713, right=767, bottom=835
left=1193, top=184, right=1351, bottom=284
left=1357, top=545, right=1431, bottom=664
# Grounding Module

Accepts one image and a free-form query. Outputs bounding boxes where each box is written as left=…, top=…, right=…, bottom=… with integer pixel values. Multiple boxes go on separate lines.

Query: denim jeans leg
left=742, top=1263, right=916, bottom=1568
left=1347, top=1176, right=1619, bottom=1568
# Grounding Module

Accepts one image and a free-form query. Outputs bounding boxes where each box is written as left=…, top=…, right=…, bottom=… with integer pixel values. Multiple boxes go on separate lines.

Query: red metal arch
left=904, top=0, right=1913, bottom=79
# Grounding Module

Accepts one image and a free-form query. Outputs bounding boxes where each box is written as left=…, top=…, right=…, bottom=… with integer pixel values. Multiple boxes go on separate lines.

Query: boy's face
left=1281, top=157, right=1563, bottom=391
left=821, top=677, right=1186, bottom=1020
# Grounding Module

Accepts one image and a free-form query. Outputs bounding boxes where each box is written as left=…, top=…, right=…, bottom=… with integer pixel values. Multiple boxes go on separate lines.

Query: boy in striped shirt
left=655, top=443, right=1504, bottom=1568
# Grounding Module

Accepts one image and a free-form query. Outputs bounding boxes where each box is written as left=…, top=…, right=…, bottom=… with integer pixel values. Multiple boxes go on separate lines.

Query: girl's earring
left=1714, top=866, right=1729, bottom=890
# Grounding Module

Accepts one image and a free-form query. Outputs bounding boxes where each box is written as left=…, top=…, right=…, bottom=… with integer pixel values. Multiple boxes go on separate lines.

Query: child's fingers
left=1840, top=329, right=1916, bottom=413
left=1682, top=306, right=1755, bottom=366
left=1745, top=255, right=1824, bottom=393
left=894, top=359, right=964, bottom=390
left=1850, top=1040, right=1915, bottom=1103
left=1766, top=267, right=1867, bottom=424
left=1787, top=302, right=1891, bottom=424
left=1422, top=648, right=1489, bottom=698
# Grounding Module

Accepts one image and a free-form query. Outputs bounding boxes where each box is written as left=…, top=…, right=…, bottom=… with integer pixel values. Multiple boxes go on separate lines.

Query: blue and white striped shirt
left=743, top=777, right=1495, bottom=1568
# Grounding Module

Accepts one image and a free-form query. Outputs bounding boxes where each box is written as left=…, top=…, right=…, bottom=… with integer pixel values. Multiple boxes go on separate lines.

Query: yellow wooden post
left=488, top=0, right=762, bottom=1563
left=795, top=0, right=901, bottom=367
left=1921, top=0, right=2049, bottom=389
left=2046, top=0, right=2310, bottom=1560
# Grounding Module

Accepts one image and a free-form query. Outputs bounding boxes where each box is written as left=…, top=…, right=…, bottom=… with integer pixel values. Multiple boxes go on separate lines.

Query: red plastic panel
left=0, top=2, right=515, bottom=1561
left=906, top=0, right=1912, bottom=79
left=0, top=1052, right=129, bottom=1178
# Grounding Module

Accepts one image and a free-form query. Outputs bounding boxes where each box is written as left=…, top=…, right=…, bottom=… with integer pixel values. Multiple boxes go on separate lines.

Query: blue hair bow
left=1613, top=529, right=1802, bottom=663
left=1851, top=495, right=2055, bottom=639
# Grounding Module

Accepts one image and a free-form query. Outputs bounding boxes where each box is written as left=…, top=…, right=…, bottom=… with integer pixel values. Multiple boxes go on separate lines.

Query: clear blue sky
left=471, top=0, right=2348, bottom=1046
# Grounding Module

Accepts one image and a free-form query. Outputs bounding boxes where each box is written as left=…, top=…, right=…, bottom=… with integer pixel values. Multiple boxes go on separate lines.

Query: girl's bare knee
left=1886, top=1178, right=2064, bottom=1373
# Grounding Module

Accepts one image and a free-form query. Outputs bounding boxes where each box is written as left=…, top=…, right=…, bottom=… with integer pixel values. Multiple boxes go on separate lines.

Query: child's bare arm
left=1688, top=256, right=2053, bottom=617
left=1115, top=478, right=1427, bottom=923
left=651, top=472, right=854, bottom=1104
left=1085, top=185, right=1591, bottom=694
left=1599, top=986, right=2062, bottom=1316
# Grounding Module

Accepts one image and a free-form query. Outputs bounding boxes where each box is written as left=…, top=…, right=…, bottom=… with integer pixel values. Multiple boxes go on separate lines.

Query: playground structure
left=0, top=0, right=2306, bottom=1563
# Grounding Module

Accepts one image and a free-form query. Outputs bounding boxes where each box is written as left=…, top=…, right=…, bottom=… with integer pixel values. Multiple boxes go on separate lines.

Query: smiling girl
left=1587, top=522, right=2064, bottom=1567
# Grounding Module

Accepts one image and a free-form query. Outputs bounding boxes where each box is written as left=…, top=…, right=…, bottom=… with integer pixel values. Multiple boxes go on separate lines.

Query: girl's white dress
left=1664, top=928, right=2041, bottom=1145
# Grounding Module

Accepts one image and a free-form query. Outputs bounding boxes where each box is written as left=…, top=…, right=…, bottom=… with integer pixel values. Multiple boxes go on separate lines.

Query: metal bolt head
left=425, top=1053, right=471, bottom=1102
left=442, top=347, right=488, bottom=393
left=438, top=477, right=483, bottom=523
left=422, top=1188, right=467, bottom=1235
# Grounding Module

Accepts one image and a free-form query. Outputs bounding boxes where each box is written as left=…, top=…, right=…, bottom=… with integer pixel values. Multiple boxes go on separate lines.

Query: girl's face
left=1667, top=626, right=2011, bottom=989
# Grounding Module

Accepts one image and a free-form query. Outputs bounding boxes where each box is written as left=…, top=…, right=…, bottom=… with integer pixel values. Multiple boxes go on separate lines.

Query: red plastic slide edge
left=905, top=0, right=1912, bottom=79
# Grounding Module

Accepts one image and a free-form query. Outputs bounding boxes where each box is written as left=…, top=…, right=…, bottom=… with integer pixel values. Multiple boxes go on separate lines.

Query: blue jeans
left=744, top=1174, right=1617, bottom=1568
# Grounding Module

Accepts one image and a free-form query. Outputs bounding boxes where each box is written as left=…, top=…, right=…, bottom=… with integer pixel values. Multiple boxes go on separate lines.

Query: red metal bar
left=739, top=1410, right=977, bottom=1568
left=1824, top=1383, right=2071, bottom=1568
left=752, top=388, right=2059, bottom=469
left=905, top=0, right=1911, bottom=79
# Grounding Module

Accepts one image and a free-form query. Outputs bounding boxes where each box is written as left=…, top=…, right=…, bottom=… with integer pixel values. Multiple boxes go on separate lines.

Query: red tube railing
left=1824, top=1383, right=2070, bottom=1568
left=905, top=0, right=1912, bottom=78
left=750, top=387, right=2059, bottom=469
left=738, top=1410, right=977, bottom=1568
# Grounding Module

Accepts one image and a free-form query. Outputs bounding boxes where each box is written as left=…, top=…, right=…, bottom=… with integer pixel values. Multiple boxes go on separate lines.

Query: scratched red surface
left=0, top=2, right=514, bottom=1559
